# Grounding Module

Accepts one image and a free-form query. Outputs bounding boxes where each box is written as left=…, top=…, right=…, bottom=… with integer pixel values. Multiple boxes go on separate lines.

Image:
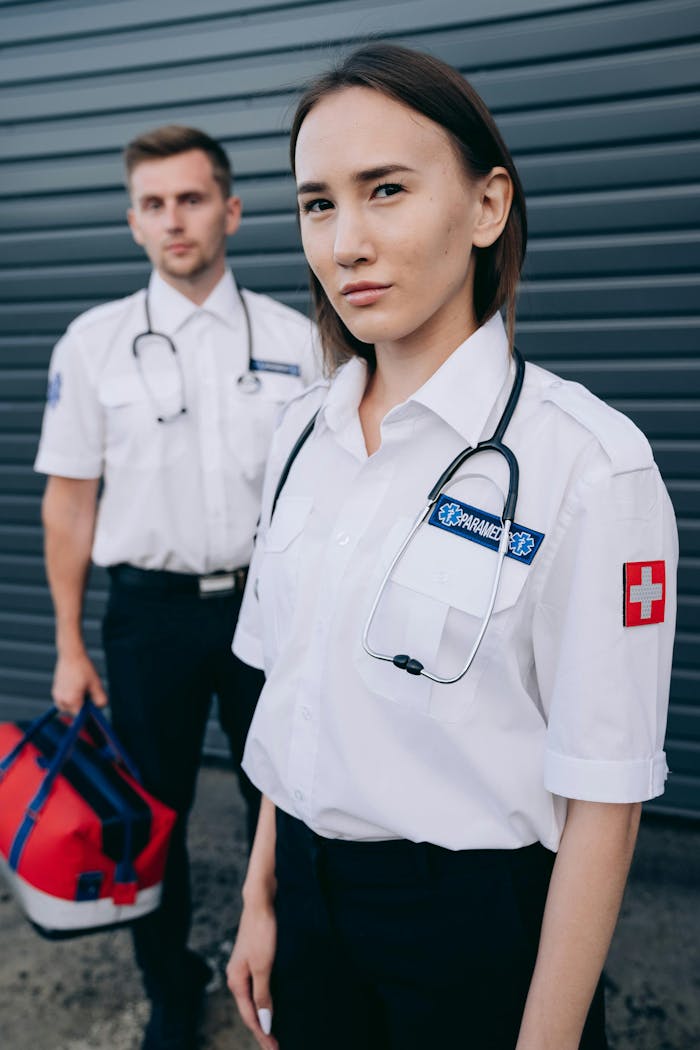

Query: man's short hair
left=124, top=125, right=233, bottom=198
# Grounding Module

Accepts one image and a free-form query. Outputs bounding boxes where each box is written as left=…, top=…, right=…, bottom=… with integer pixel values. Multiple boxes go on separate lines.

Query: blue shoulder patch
left=46, top=372, right=62, bottom=408
left=429, top=494, right=544, bottom=565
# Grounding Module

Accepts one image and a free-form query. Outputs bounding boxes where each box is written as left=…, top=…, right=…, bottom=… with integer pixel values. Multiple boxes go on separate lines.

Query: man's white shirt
left=35, top=270, right=319, bottom=573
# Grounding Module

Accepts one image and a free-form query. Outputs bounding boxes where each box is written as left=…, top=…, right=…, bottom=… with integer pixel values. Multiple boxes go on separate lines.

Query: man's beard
left=159, top=248, right=212, bottom=282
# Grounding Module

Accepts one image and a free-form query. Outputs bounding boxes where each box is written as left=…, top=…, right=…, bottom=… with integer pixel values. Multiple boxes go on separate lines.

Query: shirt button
left=302, top=706, right=312, bottom=720
left=336, top=531, right=350, bottom=546
left=294, top=789, right=304, bottom=801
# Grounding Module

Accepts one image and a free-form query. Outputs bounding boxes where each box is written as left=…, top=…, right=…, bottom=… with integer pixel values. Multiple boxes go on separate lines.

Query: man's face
left=127, top=149, right=241, bottom=285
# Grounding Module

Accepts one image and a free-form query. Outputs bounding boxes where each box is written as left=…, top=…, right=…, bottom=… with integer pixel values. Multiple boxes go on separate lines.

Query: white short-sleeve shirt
left=34, top=270, right=319, bottom=573
left=233, top=313, right=678, bottom=851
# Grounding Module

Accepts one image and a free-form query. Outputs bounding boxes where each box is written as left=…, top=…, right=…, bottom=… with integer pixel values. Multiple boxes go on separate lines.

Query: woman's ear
left=472, top=167, right=513, bottom=249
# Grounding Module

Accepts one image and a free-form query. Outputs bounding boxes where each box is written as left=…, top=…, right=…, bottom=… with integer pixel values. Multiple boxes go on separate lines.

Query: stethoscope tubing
left=267, top=346, right=526, bottom=687
left=131, top=284, right=259, bottom=422
left=361, top=508, right=514, bottom=684
left=361, top=348, right=525, bottom=684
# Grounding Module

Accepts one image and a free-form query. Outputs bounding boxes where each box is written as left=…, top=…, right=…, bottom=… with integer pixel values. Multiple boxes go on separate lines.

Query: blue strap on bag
left=2, top=701, right=145, bottom=886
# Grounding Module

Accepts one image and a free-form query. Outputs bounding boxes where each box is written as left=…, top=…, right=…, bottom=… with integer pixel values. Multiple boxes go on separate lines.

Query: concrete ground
left=0, top=766, right=698, bottom=1050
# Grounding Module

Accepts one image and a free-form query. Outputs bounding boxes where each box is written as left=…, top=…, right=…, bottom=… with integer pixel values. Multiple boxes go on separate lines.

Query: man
left=34, top=125, right=317, bottom=1050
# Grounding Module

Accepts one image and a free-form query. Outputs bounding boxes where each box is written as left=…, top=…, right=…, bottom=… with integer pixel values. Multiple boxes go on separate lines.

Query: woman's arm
left=227, top=795, right=279, bottom=1050
left=516, top=798, right=641, bottom=1050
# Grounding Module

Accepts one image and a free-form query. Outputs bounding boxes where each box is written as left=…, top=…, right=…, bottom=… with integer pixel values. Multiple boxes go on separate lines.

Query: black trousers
left=102, top=575, right=264, bottom=1006
left=272, top=809, right=607, bottom=1050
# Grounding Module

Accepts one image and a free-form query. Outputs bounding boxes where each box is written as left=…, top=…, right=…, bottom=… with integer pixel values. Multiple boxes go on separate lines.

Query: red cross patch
left=623, top=561, right=665, bottom=627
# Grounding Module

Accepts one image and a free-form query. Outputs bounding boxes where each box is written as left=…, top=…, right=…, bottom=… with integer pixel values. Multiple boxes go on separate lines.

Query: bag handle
left=7, top=703, right=91, bottom=870
left=0, top=700, right=140, bottom=783
left=0, top=705, right=60, bottom=779
left=82, top=701, right=141, bottom=782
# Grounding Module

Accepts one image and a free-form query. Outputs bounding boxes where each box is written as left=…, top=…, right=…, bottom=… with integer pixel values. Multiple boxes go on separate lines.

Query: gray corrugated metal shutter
left=1, top=0, right=698, bottom=815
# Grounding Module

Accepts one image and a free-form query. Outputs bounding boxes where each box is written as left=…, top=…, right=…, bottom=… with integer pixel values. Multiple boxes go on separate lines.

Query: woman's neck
left=359, top=311, right=479, bottom=455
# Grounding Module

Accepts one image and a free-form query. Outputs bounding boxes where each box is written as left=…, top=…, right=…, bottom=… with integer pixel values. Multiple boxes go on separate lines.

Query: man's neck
left=156, top=260, right=226, bottom=306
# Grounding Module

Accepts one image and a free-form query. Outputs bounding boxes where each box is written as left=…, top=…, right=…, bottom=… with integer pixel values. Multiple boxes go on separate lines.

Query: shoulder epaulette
left=542, top=377, right=653, bottom=475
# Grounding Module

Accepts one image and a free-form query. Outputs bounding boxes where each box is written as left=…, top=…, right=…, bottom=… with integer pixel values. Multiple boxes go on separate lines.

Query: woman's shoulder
left=276, top=375, right=330, bottom=436
left=267, top=375, right=330, bottom=478
left=523, top=359, right=654, bottom=477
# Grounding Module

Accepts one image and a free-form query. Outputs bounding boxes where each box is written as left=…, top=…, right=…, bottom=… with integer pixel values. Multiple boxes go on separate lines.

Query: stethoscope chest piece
left=237, top=372, right=262, bottom=394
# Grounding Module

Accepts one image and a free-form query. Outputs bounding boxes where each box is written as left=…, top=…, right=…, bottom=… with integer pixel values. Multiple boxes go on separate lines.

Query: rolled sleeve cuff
left=232, top=627, right=265, bottom=671
left=34, top=450, right=102, bottom=479
left=544, top=748, right=668, bottom=803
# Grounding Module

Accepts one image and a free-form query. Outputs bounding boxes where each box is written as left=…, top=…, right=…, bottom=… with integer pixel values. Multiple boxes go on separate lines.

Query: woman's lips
left=341, top=283, right=391, bottom=307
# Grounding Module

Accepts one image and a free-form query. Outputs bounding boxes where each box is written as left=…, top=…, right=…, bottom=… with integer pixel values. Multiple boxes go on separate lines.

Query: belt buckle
left=198, top=572, right=236, bottom=598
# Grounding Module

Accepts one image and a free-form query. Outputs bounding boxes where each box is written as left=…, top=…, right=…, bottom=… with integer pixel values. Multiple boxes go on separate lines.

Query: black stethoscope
left=270, top=348, right=525, bottom=685
left=131, top=284, right=260, bottom=423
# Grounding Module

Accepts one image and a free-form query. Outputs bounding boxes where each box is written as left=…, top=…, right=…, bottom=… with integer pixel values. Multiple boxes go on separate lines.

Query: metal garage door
left=1, top=0, right=698, bottom=815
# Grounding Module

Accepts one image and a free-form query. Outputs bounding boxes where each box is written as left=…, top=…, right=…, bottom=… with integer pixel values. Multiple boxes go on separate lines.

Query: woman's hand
left=227, top=899, right=279, bottom=1050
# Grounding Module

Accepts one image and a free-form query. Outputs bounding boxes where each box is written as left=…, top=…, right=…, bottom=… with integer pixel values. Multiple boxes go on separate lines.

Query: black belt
left=108, top=563, right=248, bottom=598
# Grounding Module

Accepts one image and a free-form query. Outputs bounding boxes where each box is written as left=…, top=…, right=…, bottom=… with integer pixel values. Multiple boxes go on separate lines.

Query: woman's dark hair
left=289, top=43, right=527, bottom=371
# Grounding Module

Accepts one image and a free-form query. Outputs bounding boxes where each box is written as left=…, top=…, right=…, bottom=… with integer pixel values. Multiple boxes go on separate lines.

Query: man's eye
left=374, top=182, right=404, bottom=199
left=145, top=201, right=162, bottom=211
left=302, top=198, right=333, bottom=214
left=186, top=196, right=202, bottom=205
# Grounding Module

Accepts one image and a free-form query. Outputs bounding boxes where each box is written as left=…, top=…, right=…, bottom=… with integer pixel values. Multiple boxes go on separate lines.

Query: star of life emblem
left=437, top=502, right=463, bottom=527
left=623, top=560, right=665, bottom=626
left=509, top=531, right=535, bottom=558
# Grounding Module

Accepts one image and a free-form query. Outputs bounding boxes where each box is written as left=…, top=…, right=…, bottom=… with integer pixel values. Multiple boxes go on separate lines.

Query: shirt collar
left=409, top=312, right=512, bottom=446
left=320, top=355, right=370, bottom=435
left=319, top=312, right=512, bottom=448
left=146, top=269, right=244, bottom=336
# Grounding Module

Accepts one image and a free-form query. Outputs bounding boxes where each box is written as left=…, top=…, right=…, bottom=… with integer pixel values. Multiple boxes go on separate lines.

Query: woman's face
left=295, top=86, right=497, bottom=357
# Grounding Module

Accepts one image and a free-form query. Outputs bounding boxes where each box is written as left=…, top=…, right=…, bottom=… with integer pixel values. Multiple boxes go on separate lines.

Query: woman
left=226, top=44, right=677, bottom=1050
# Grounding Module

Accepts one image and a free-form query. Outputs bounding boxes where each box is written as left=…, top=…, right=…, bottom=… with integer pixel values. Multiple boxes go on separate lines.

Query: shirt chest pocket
left=257, top=497, right=313, bottom=665
left=99, top=374, right=187, bottom=469
left=226, top=374, right=305, bottom=482
left=355, top=516, right=531, bottom=723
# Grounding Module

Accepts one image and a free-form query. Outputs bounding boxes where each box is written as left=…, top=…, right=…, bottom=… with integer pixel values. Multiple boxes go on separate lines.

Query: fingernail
left=258, top=1007, right=272, bottom=1035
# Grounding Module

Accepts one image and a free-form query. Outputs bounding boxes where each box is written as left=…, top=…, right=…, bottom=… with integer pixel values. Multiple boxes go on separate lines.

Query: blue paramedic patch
left=429, top=494, right=544, bottom=565
left=46, top=371, right=62, bottom=408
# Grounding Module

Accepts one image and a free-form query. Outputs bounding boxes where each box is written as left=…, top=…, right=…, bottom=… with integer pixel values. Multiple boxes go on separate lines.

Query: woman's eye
left=373, top=182, right=404, bottom=199
left=302, top=198, right=333, bottom=214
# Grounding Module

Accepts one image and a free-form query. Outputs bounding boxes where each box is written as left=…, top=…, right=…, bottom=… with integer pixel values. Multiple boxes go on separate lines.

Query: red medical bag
left=0, top=700, right=176, bottom=937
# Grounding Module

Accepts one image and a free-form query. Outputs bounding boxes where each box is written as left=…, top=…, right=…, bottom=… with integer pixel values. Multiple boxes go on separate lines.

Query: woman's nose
left=333, top=209, right=375, bottom=267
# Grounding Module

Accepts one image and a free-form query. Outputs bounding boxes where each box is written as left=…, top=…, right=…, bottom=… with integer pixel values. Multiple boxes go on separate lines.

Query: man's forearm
left=42, top=476, right=99, bottom=653
left=517, top=798, right=641, bottom=1050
